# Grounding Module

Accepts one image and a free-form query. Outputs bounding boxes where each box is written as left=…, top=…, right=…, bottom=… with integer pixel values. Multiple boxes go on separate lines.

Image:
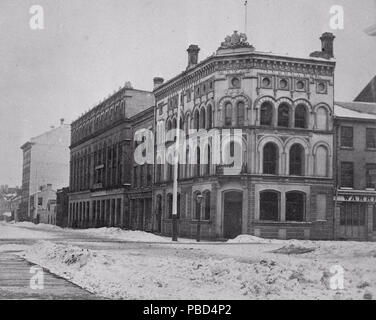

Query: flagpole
left=244, top=1, right=248, bottom=36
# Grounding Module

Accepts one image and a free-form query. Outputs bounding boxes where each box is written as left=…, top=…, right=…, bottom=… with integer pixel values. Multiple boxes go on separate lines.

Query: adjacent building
left=20, top=119, right=70, bottom=220
left=153, top=31, right=336, bottom=240
left=333, top=102, right=376, bottom=241
left=29, top=184, right=57, bottom=224
left=68, top=82, right=154, bottom=228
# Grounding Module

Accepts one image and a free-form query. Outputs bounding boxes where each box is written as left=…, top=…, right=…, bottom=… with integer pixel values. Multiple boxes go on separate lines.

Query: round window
left=296, top=80, right=305, bottom=90
left=318, top=82, right=326, bottom=92
left=262, top=77, right=271, bottom=87
left=279, top=79, right=288, bottom=89
left=231, top=77, right=240, bottom=88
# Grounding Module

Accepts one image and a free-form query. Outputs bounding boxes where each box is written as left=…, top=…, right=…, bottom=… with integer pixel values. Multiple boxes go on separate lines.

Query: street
left=0, top=222, right=375, bottom=300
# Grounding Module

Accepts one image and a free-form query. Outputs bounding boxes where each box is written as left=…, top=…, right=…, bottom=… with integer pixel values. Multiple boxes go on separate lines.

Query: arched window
left=167, top=194, right=173, bottom=219
left=196, top=147, right=201, bottom=177
left=278, top=103, right=290, bottom=127
left=263, top=143, right=278, bottom=175
left=194, top=110, right=200, bottom=130
left=194, top=193, right=201, bottom=220
left=237, top=101, right=245, bottom=126
left=316, top=146, right=329, bottom=177
left=260, top=102, right=273, bottom=126
left=286, top=192, right=305, bottom=222
left=185, top=148, right=190, bottom=178
left=207, top=105, right=213, bottom=129
left=203, top=191, right=211, bottom=220
left=289, top=144, right=305, bottom=176
left=260, top=191, right=279, bottom=221
left=225, top=103, right=232, bottom=127
left=185, top=114, right=190, bottom=134
left=205, top=145, right=211, bottom=176
left=316, top=107, right=328, bottom=130
left=200, top=108, right=206, bottom=129
left=167, top=119, right=172, bottom=131
left=295, top=105, right=307, bottom=128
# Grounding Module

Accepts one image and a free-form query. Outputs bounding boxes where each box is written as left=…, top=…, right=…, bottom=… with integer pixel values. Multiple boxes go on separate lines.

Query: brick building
left=68, top=82, right=154, bottom=228
left=20, top=120, right=70, bottom=221
left=333, top=102, right=376, bottom=241
left=153, top=31, right=336, bottom=240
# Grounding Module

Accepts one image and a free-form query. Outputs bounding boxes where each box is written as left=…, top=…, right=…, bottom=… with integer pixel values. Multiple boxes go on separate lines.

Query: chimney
left=187, top=45, right=200, bottom=69
left=60, top=118, right=64, bottom=125
left=320, top=32, right=335, bottom=58
left=153, top=77, right=164, bottom=89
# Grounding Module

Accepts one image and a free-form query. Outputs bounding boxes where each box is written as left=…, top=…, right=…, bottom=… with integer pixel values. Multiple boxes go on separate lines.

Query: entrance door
left=223, top=191, right=243, bottom=239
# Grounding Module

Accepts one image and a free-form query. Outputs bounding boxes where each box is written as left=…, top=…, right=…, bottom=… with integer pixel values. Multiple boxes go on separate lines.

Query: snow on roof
left=2, top=212, right=12, bottom=217
left=334, top=102, right=376, bottom=120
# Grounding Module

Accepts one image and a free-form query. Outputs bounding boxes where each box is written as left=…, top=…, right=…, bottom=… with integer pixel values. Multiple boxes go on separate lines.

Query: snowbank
left=227, top=235, right=275, bottom=244
left=20, top=240, right=376, bottom=300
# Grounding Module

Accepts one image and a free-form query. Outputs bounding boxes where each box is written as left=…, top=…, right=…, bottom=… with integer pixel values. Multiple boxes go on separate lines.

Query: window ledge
left=254, top=220, right=312, bottom=225
left=365, top=148, right=376, bottom=152
left=340, top=147, right=354, bottom=151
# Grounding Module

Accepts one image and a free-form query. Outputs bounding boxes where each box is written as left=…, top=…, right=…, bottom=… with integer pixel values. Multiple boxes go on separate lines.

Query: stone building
left=20, top=120, right=70, bottom=220
left=153, top=31, right=336, bottom=240
left=68, top=82, right=154, bottom=228
left=128, top=106, right=154, bottom=231
left=333, top=102, right=376, bottom=241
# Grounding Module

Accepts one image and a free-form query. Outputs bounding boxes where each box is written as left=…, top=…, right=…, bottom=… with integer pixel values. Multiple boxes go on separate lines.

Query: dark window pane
left=263, top=143, right=278, bottom=174
left=278, top=104, right=290, bottom=127
left=260, top=102, right=273, bottom=126
left=340, top=126, right=353, bottom=148
left=260, top=192, right=279, bottom=221
left=295, top=105, right=307, bottom=128
left=286, top=192, right=305, bottom=222
left=341, top=162, right=354, bottom=188
left=366, top=128, right=376, bottom=149
left=289, top=144, right=304, bottom=176
left=366, top=164, right=376, bottom=188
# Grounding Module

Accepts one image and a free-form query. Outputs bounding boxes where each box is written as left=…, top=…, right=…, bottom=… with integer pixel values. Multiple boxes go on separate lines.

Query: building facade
left=128, top=107, right=154, bottom=231
left=20, top=120, right=70, bottom=220
left=29, top=184, right=57, bottom=224
left=56, top=187, right=69, bottom=227
left=333, top=102, right=376, bottom=241
left=68, top=82, right=154, bottom=229
left=153, top=31, right=336, bottom=240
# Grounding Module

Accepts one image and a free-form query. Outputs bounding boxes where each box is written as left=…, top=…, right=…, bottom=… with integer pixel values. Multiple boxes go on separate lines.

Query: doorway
left=223, top=191, right=243, bottom=239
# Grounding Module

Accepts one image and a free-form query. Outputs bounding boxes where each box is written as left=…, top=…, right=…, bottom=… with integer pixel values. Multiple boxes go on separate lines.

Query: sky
left=0, top=0, right=375, bottom=186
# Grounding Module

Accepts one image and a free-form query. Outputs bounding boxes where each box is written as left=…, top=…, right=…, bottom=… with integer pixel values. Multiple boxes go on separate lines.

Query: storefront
left=335, top=190, right=376, bottom=241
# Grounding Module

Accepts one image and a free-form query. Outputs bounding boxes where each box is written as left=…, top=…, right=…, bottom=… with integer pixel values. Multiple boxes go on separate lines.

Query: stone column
left=280, top=192, right=286, bottom=222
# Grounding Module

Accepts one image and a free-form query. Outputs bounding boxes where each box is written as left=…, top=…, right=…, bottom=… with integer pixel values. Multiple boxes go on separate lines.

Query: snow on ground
left=0, top=221, right=56, bottom=239
left=1, top=222, right=376, bottom=300
left=19, top=237, right=376, bottom=300
left=7, top=222, right=171, bottom=243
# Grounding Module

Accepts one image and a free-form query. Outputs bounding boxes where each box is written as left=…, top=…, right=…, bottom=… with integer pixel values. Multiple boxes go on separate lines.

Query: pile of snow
left=0, top=222, right=56, bottom=239
left=227, top=234, right=276, bottom=244
left=20, top=239, right=376, bottom=300
left=77, top=228, right=169, bottom=243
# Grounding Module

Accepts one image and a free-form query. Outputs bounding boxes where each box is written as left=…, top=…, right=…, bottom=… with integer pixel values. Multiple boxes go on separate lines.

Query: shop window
left=260, top=191, right=279, bottom=221
left=341, top=126, right=353, bottom=148
left=286, top=192, right=305, bottom=222
left=340, top=202, right=366, bottom=226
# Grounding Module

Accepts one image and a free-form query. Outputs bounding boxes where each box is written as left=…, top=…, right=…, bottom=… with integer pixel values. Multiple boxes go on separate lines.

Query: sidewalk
left=0, top=252, right=98, bottom=300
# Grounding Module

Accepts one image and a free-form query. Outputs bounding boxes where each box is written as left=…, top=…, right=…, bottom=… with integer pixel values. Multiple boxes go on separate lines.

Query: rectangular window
left=38, top=197, right=43, bottom=206
left=316, top=194, right=327, bottom=221
left=341, top=162, right=354, bottom=188
left=366, top=128, right=376, bottom=149
left=366, top=164, right=376, bottom=189
left=340, top=126, right=353, bottom=148
left=340, top=203, right=366, bottom=226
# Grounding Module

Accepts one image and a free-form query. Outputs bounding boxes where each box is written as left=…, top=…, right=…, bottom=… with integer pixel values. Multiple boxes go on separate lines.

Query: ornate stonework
left=218, top=31, right=254, bottom=50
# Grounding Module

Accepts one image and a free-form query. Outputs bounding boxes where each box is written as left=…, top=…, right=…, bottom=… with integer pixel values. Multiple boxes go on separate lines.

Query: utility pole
left=172, top=97, right=182, bottom=241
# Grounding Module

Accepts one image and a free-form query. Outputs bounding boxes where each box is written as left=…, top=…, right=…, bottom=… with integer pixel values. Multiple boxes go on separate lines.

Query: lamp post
left=196, top=194, right=204, bottom=242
